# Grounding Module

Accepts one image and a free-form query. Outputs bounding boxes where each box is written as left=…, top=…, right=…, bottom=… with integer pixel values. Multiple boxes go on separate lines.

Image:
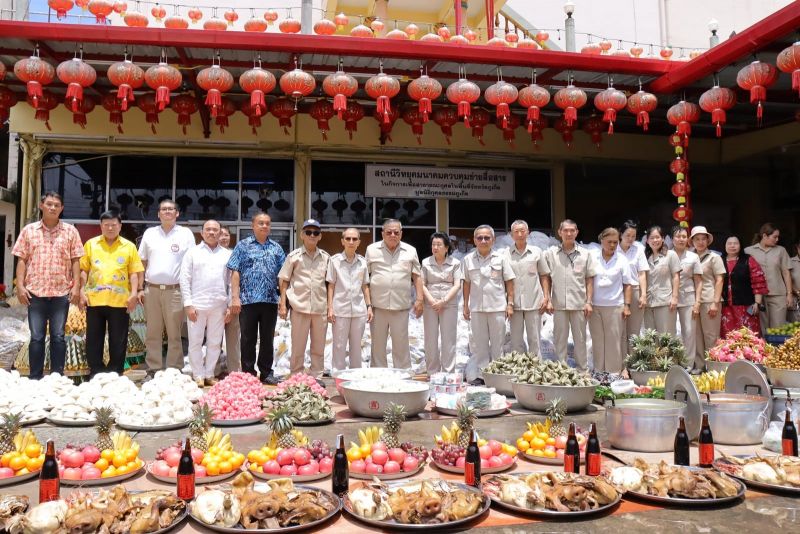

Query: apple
left=383, top=461, right=401, bottom=474
left=487, top=440, right=503, bottom=456
left=61, top=450, right=85, bottom=469
left=488, top=456, right=503, bottom=468
left=364, top=455, right=373, bottom=464
left=164, top=450, right=181, bottom=468
left=480, top=458, right=490, bottom=469
left=371, top=442, right=388, bottom=453
left=293, top=449, right=311, bottom=466
left=276, top=450, right=294, bottom=467
left=195, top=465, right=207, bottom=478
left=402, top=456, right=419, bottom=472
left=81, top=446, right=101, bottom=464
left=555, top=449, right=565, bottom=459
left=63, top=467, right=82, bottom=480
left=168, top=466, right=178, bottom=477
left=298, top=464, right=319, bottom=476
left=81, top=467, right=102, bottom=479
left=365, top=463, right=383, bottom=474
left=263, top=460, right=281, bottom=475
left=455, top=456, right=466, bottom=468
left=555, top=436, right=568, bottom=450
left=280, top=464, right=298, bottom=476
left=349, top=459, right=366, bottom=473
left=0, top=467, right=15, bottom=478
left=371, top=450, right=389, bottom=466
left=191, top=448, right=204, bottom=464
left=387, top=448, right=407, bottom=464
left=58, top=465, right=65, bottom=478
left=478, top=445, right=492, bottom=460
left=163, top=446, right=180, bottom=458
left=497, top=453, right=514, bottom=466
left=152, top=461, right=171, bottom=477
left=319, top=457, right=333, bottom=473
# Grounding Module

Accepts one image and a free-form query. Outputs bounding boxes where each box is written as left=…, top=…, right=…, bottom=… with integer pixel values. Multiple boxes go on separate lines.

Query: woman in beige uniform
left=745, top=223, right=794, bottom=330
left=618, top=221, right=649, bottom=356
left=421, top=233, right=463, bottom=374
left=644, top=226, right=681, bottom=334
left=790, top=237, right=800, bottom=322
left=691, top=226, right=725, bottom=372
left=672, top=227, right=702, bottom=367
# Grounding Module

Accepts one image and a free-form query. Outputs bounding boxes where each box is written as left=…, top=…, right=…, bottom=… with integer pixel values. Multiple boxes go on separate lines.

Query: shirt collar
left=302, top=245, right=320, bottom=259
left=36, top=220, right=62, bottom=233
left=200, top=241, right=220, bottom=253
left=511, top=244, right=532, bottom=256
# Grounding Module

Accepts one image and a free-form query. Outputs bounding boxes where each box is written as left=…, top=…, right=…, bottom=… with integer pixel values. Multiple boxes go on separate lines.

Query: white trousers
left=677, top=306, right=697, bottom=369
left=187, top=306, right=226, bottom=380
left=644, top=306, right=678, bottom=335
left=589, top=305, right=624, bottom=373
left=553, top=310, right=588, bottom=371
left=510, top=309, right=542, bottom=355
left=423, top=305, right=458, bottom=374
left=331, top=316, right=367, bottom=372
left=370, top=308, right=411, bottom=369
left=465, top=311, right=506, bottom=382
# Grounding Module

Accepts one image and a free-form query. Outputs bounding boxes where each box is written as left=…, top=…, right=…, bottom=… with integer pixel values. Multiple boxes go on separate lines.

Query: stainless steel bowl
left=605, top=398, right=687, bottom=452
left=511, top=381, right=597, bottom=412
left=627, top=370, right=666, bottom=386
left=333, top=367, right=414, bottom=396
left=340, top=380, right=429, bottom=418
left=701, top=393, right=770, bottom=445
left=766, top=368, right=800, bottom=388
left=771, top=387, right=800, bottom=421
left=482, top=372, right=516, bottom=396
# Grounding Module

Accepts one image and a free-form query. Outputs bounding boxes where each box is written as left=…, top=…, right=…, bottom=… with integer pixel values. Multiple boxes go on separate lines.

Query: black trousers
left=239, top=303, right=278, bottom=379
left=86, top=306, right=129, bottom=376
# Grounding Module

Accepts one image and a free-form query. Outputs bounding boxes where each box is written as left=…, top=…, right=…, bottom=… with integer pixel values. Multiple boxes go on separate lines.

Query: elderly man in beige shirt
left=365, top=219, right=423, bottom=369
left=278, top=219, right=330, bottom=379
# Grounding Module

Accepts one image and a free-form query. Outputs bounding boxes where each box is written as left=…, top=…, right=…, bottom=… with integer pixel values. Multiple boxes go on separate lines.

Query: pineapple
left=456, top=404, right=477, bottom=448
left=190, top=404, right=214, bottom=452
left=545, top=398, right=567, bottom=438
left=0, top=413, right=22, bottom=455
left=268, top=408, right=296, bottom=448
left=380, top=403, right=406, bottom=449
left=94, top=407, right=115, bottom=451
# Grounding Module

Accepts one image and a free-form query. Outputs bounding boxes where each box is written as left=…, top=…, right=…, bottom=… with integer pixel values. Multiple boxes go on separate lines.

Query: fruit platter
left=713, top=453, right=800, bottom=494
left=0, top=486, right=186, bottom=533
left=765, top=331, right=800, bottom=387
left=431, top=406, right=518, bottom=474
left=188, top=471, right=341, bottom=532
left=344, top=478, right=489, bottom=529
left=765, top=321, right=800, bottom=345
left=516, top=400, right=587, bottom=465
left=115, top=369, right=201, bottom=430
left=346, top=404, right=429, bottom=480
left=0, top=418, right=43, bottom=487
left=201, top=372, right=267, bottom=426
left=263, top=374, right=333, bottom=425
left=483, top=472, right=622, bottom=517
left=607, top=458, right=745, bottom=506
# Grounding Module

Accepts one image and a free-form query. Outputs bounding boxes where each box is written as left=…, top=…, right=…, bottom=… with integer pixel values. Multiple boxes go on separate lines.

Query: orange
left=101, top=449, right=114, bottom=461
left=0, top=452, right=13, bottom=467
left=15, top=467, right=29, bottom=476
left=115, top=464, right=130, bottom=475
left=543, top=449, right=557, bottom=458
left=522, top=430, right=535, bottom=442
left=112, top=453, right=127, bottom=468
left=220, top=450, right=233, bottom=461
left=516, top=438, right=530, bottom=451
left=101, top=466, right=117, bottom=478
left=231, top=453, right=245, bottom=469
left=359, top=444, right=371, bottom=458
left=546, top=437, right=556, bottom=446
left=218, top=460, right=232, bottom=474
left=532, top=449, right=545, bottom=457
left=247, top=450, right=259, bottom=463
left=9, top=456, right=27, bottom=472
left=94, top=458, right=109, bottom=471
left=248, top=462, right=259, bottom=472
left=125, top=449, right=138, bottom=462
left=126, top=460, right=138, bottom=470
left=531, top=437, right=546, bottom=450
left=206, top=461, right=220, bottom=476
left=26, top=456, right=43, bottom=471
left=346, top=448, right=361, bottom=462
left=24, top=444, right=42, bottom=458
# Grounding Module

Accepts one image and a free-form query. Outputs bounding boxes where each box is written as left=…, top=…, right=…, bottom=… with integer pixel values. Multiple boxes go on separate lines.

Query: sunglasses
left=475, top=235, right=492, bottom=242
left=304, top=230, right=321, bottom=236
left=384, top=230, right=401, bottom=236
left=343, top=237, right=359, bottom=242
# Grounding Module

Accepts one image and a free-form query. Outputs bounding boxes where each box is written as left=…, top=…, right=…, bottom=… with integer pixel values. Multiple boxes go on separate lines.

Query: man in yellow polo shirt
left=79, top=210, right=144, bottom=377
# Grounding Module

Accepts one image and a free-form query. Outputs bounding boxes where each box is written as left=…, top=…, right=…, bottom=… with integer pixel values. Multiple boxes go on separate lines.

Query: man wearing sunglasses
left=365, top=219, right=423, bottom=369
left=462, top=225, right=515, bottom=385
left=278, top=219, right=330, bottom=381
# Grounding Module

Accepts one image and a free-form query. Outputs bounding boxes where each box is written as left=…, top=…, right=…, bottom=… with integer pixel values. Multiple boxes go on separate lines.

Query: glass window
left=508, top=169, right=552, bottom=232
left=42, top=153, right=107, bottom=220
left=238, top=227, right=292, bottom=254
left=311, top=161, right=373, bottom=226
left=450, top=200, right=505, bottom=229
left=109, top=155, right=172, bottom=221
left=376, top=198, right=435, bottom=227
left=241, top=159, right=294, bottom=223
left=175, top=157, right=239, bottom=222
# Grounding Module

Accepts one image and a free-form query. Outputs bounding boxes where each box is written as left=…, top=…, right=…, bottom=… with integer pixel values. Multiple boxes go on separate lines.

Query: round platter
left=433, top=458, right=516, bottom=474
left=147, top=462, right=239, bottom=485
left=522, top=452, right=585, bottom=466
left=292, top=416, right=335, bottom=426
left=0, top=469, right=40, bottom=487
left=245, top=462, right=331, bottom=482
left=63, top=489, right=187, bottom=534
left=60, top=463, right=145, bottom=486
left=484, top=473, right=621, bottom=517
left=188, top=484, right=341, bottom=533
left=116, top=420, right=190, bottom=432
left=21, top=416, right=46, bottom=426
left=211, top=417, right=264, bottom=427
left=624, top=467, right=746, bottom=506
left=350, top=463, right=424, bottom=480
left=712, top=455, right=800, bottom=495
left=343, top=480, right=490, bottom=530
left=434, top=405, right=509, bottom=418
left=46, top=416, right=96, bottom=427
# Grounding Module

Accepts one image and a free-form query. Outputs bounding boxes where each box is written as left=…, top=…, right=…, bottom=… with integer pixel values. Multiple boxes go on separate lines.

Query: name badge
left=490, top=269, right=501, bottom=280
left=527, top=262, right=538, bottom=275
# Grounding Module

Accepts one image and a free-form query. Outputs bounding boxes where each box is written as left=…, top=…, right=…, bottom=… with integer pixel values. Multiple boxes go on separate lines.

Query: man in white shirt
left=180, top=220, right=232, bottom=387
left=137, top=199, right=197, bottom=373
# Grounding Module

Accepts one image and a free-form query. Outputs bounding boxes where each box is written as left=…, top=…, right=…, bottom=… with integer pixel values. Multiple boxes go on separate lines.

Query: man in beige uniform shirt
left=463, top=225, right=515, bottom=384
left=545, top=220, right=596, bottom=371
left=505, top=220, right=551, bottom=355
left=745, top=224, right=794, bottom=330
left=278, top=219, right=330, bottom=379
left=365, top=219, right=423, bottom=369
left=691, top=226, right=725, bottom=371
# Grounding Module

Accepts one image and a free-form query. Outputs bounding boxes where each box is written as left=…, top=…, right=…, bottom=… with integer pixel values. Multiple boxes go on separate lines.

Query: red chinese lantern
left=57, top=57, right=97, bottom=112
left=673, top=206, right=692, bottom=223
left=197, top=64, right=234, bottom=117
left=630, top=45, right=644, bottom=57
left=484, top=79, right=519, bottom=128
left=386, top=29, right=409, bottom=40
left=270, top=97, right=296, bottom=135
left=612, top=48, right=632, bottom=57
left=314, top=18, right=337, bottom=35
left=487, top=36, right=508, bottom=47
left=669, top=157, right=689, bottom=174
left=14, top=53, right=55, bottom=106
left=365, top=70, right=400, bottom=124
left=535, top=31, right=549, bottom=43
left=404, top=23, right=419, bottom=37
left=309, top=99, right=335, bottom=140
left=123, top=9, right=148, bottom=26
left=506, top=32, right=519, bottom=45
left=279, top=64, right=316, bottom=106
left=334, top=12, right=348, bottom=27
left=223, top=9, right=238, bottom=26
left=239, top=101, right=262, bottom=135
left=0, top=87, right=18, bottom=124
left=48, top=0, right=74, bottom=19
left=244, top=17, right=267, bottom=32
left=65, top=94, right=95, bottom=129
left=528, top=116, right=548, bottom=147
left=370, top=18, right=385, bottom=33
left=420, top=32, right=443, bottom=43
left=0, top=62, right=6, bottom=81
left=553, top=84, right=587, bottom=127
left=168, top=93, right=196, bottom=134
left=671, top=181, right=691, bottom=197
left=463, top=28, right=478, bottom=42
left=469, top=107, right=490, bottom=145
left=699, top=85, right=736, bottom=137
left=350, top=24, right=373, bottom=38
left=112, top=1, right=126, bottom=14
left=437, top=25, right=451, bottom=40
left=626, top=90, right=658, bottom=131
left=145, top=61, right=181, bottom=111
left=214, top=97, right=236, bottom=133
left=407, top=73, right=442, bottom=121
left=239, top=66, right=276, bottom=117
left=75, top=0, right=88, bottom=9
left=204, top=17, right=227, bottom=31
left=666, top=100, right=700, bottom=138
left=188, top=7, right=203, bottom=24
left=107, top=59, right=144, bottom=111
left=164, top=14, right=189, bottom=29
left=279, top=16, right=301, bottom=34
left=101, top=93, right=124, bottom=134
left=496, top=113, right=520, bottom=148
left=27, top=90, right=58, bottom=130
left=264, top=10, right=278, bottom=24
left=449, top=34, right=469, bottom=45
left=517, top=37, right=539, bottom=49
left=135, top=93, right=160, bottom=133
left=581, top=43, right=602, bottom=55
left=736, top=60, right=779, bottom=122
left=446, top=76, right=480, bottom=126
left=518, top=83, right=550, bottom=131
left=88, top=0, right=113, bottom=23
left=660, top=47, right=674, bottom=59
left=374, top=106, right=399, bottom=144
left=402, top=107, right=425, bottom=144
left=777, top=42, right=800, bottom=96
left=553, top=117, right=576, bottom=147
left=583, top=114, right=605, bottom=148
left=593, top=86, right=626, bottom=134
left=150, top=3, right=166, bottom=21
left=432, top=106, right=458, bottom=144
left=322, top=69, right=357, bottom=119
left=598, top=39, right=612, bottom=52
left=341, top=101, right=364, bottom=140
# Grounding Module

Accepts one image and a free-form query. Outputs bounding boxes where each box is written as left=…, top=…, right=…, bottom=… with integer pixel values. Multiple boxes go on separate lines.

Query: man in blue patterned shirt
left=227, top=212, right=286, bottom=385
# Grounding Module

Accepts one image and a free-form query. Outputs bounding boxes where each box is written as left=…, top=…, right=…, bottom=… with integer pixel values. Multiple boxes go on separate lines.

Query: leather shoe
left=261, top=374, right=281, bottom=386
left=195, top=378, right=205, bottom=388
left=205, top=378, right=219, bottom=387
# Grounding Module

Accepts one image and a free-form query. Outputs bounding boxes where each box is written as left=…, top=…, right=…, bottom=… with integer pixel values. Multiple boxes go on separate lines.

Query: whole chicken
left=16, top=500, right=68, bottom=534
left=190, top=490, right=241, bottom=528
left=348, top=487, right=391, bottom=521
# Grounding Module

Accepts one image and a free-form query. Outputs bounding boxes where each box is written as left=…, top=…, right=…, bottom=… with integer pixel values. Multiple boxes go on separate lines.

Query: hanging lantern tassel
left=110, top=112, right=123, bottom=134
left=377, top=96, right=391, bottom=123
left=66, top=83, right=83, bottom=112
left=526, top=106, right=541, bottom=127
left=251, top=90, right=266, bottom=116
left=564, top=107, right=577, bottom=126
left=117, top=84, right=134, bottom=110
left=637, top=111, right=650, bottom=131
left=216, top=115, right=229, bottom=133
left=458, top=102, right=471, bottom=127
left=412, top=123, right=423, bottom=145
left=503, top=129, right=515, bottom=149
left=497, top=103, right=510, bottom=129
left=418, top=98, right=432, bottom=120
left=177, top=114, right=191, bottom=135
left=279, top=117, right=292, bottom=135
left=35, top=109, right=52, bottom=130
left=205, top=89, right=222, bottom=115
left=603, top=108, right=617, bottom=133
left=333, top=94, right=347, bottom=117
left=147, top=112, right=159, bottom=134
left=712, top=109, right=726, bottom=137
left=248, top=116, right=261, bottom=135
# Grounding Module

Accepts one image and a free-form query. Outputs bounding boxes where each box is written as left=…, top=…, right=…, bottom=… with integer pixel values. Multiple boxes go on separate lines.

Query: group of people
left=12, top=191, right=800, bottom=384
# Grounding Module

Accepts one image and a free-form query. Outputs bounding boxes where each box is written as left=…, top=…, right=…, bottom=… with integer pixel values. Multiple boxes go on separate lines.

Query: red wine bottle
left=585, top=423, right=601, bottom=476
left=564, top=423, right=580, bottom=474
left=38, top=439, right=59, bottom=503
left=177, top=437, right=195, bottom=500
left=464, top=430, right=481, bottom=488
left=698, top=413, right=714, bottom=467
left=674, top=416, right=690, bottom=466
left=782, top=410, right=798, bottom=457
left=332, top=434, right=349, bottom=496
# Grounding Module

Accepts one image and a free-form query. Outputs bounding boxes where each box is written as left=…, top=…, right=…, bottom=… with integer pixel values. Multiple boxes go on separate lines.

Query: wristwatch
left=758, top=304, right=766, bottom=312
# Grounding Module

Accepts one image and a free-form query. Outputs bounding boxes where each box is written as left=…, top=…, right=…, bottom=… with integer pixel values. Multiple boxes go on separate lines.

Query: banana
left=350, top=441, right=360, bottom=450
left=358, top=429, right=368, bottom=447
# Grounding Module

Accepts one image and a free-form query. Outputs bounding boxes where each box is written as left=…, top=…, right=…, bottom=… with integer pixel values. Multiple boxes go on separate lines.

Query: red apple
left=280, top=464, right=298, bottom=476
left=0, top=467, right=15, bottom=478
left=297, top=464, right=319, bottom=476
left=191, top=448, right=204, bottom=464
left=480, top=458, right=490, bottom=469
left=478, top=445, right=492, bottom=460
left=81, top=446, right=101, bottom=464
left=81, top=466, right=102, bottom=479
left=152, top=461, right=170, bottom=477
left=62, top=450, right=85, bottom=468
left=383, top=461, right=401, bottom=474
left=555, top=436, right=568, bottom=450
left=387, top=448, right=407, bottom=464
left=350, top=459, right=366, bottom=473
left=293, top=449, right=311, bottom=466
left=276, top=450, right=294, bottom=467
left=63, top=467, right=82, bottom=480
left=455, top=456, right=466, bottom=468
left=263, top=460, right=281, bottom=475
left=163, top=450, right=181, bottom=468
left=488, top=456, right=503, bottom=468
left=487, top=440, right=503, bottom=456
left=371, top=450, right=389, bottom=466
left=371, top=442, right=388, bottom=453
left=365, top=463, right=383, bottom=474
left=319, top=457, right=333, bottom=473
left=497, top=453, right=514, bottom=466
left=195, top=465, right=207, bottom=478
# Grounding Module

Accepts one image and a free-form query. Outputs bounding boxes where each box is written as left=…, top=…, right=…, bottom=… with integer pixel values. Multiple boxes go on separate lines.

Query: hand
left=691, top=303, right=700, bottom=318
left=137, top=291, right=145, bottom=305
left=17, top=285, right=31, bottom=306
left=367, top=307, right=374, bottom=323
left=669, top=297, right=678, bottom=312
left=224, top=308, right=232, bottom=324
left=79, top=291, right=88, bottom=312
left=278, top=301, right=288, bottom=320
left=708, top=302, right=718, bottom=318
left=327, top=307, right=336, bottom=324
left=545, top=301, right=554, bottom=315
left=538, top=298, right=549, bottom=314
left=583, top=302, right=593, bottom=318
left=622, top=305, right=631, bottom=319
left=463, top=307, right=471, bottom=321
left=638, top=294, right=647, bottom=309
left=230, top=296, right=241, bottom=315
left=69, top=287, right=81, bottom=307
left=788, top=294, right=796, bottom=309
left=126, top=294, right=138, bottom=313
left=185, top=305, right=197, bottom=322
left=506, top=303, right=514, bottom=320
left=431, top=299, right=444, bottom=313
left=413, top=300, right=423, bottom=318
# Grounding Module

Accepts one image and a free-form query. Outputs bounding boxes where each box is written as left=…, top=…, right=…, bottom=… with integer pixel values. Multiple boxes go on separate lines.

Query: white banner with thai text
left=365, top=165, right=515, bottom=200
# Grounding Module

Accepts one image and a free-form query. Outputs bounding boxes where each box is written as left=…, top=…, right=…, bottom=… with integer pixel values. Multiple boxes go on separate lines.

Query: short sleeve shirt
left=617, top=242, right=650, bottom=288
left=505, top=244, right=551, bottom=310
left=79, top=236, right=144, bottom=308
left=697, top=251, right=726, bottom=303
left=226, top=237, right=285, bottom=305
left=790, top=256, right=800, bottom=296
left=591, top=249, right=635, bottom=307
left=646, top=249, right=682, bottom=308
left=326, top=253, right=369, bottom=318
left=278, top=246, right=330, bottom=315
left=463, top=250, right=515, bottom=313
left=676, top=250, right=703, bottom=307
left=421, top=255, right=463, bottom=308
left=744, top=244, right=790, bottom=296
left=365, top=241, right=421, bottom=310
left=137, top=225, right=196, bottom=285
left=12, top=221, right=84, bottom=297
left=546, top=245, right=597, bottom=311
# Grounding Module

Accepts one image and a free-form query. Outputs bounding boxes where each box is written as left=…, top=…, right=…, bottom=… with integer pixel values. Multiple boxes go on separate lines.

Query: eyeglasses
left=304, top=230, right=321, bottom=236
left=159, top=207, right=177, bottom=212
left=475, top=235, right=492, bottom=242
left=343, top=237, right=359, bottom=242
left=384, top=230, right=401, bottom=236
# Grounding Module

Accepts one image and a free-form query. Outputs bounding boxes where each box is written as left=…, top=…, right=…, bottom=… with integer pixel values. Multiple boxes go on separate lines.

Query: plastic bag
left=762, top=421, right=784, bottom=452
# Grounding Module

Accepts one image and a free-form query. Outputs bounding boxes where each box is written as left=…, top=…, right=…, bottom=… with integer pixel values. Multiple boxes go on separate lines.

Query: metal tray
left=60, top=463, right=145, bottom=486
left=47, top=416, right=96, bottom=427
left=210, top=417, right=264, bottom=427
left=350, top=463, right=424, bottom=480
left=292, top=416, right=335, bottom=426
left=116, top=420, right=190, bottom=432
left=146, top=462, right=239, bottom=485
left=0, top=469, right=39, bottom=487
left=712, top=455, right=800, bottom=495
left=522, top=452, right=585, bottom=465
left=21, top=416, right=46, bottom=426
left=187, top=484, right=341, bottom=533
left=624, top=466, right=746, bottom=506
left=435, top=405, right=509, bottom=418
left=433, top=458, right=516, bottom=474
left=244, top=462, right=330, bottom=482
left=343, top=480, right=489, bottom=530
left=64, top=489, right=187, bottom=534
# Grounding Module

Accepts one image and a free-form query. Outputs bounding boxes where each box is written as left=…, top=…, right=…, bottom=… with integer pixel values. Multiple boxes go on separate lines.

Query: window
left=109, top=155, right=172, bottom=221
left=241, top=159, right=294, bottom=223
left=175, top=157, right=239, bottom=221
left=310, top=161, right=372, bottom=225
left=42, top=153, right=107, bottom=220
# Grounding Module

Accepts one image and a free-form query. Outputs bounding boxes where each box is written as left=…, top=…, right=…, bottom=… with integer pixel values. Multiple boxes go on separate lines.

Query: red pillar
left=485, top=0, right=494, bottom=39
left=455, top=0, right=464, bottom=35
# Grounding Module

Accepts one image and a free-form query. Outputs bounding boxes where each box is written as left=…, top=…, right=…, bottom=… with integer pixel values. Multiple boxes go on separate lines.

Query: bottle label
left=699, top=443, right=715, bottom=465
left=783, top=438, right=797, bottom=456
left=586, top=453, right=601, bottom=476
left=564, top=455, right=575, bottom=473
left=39, top=479, right=60, bottom=503
left=177, top=474, right=195, bottom=500
left=464, top=461, right=476, bottom=486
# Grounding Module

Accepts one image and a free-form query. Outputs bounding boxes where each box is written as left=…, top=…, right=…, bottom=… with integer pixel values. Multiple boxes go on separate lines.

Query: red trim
left=485, top=0, right=495, bottom=40
left=455, top=0, right=463, bottom=36
left=649, top=1, right=800, bottom=93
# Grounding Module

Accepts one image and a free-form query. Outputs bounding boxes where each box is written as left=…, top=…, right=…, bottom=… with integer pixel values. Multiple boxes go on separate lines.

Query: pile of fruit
left=692, top=370, right=726, bottom=393
left=515, top=360, right=595, bottom=386
left=246, top=409, right=329, bottom=477
left=0, top=414, right=44, bottom=479
left=765, top=331, right=800, bottom=370
left=626, top=329, right=688, bottom=372
left=767, top=322, right=800, bottom=336
left=707, top=327, right=772, bottom=363
left=515, top=399, right=582, bottom=460
left=431, top=405, right=517, bottom=470
left=263, top=375, right=332, bottom=423
left=483, top=351, right=540, bottom=376
left=200, top=372, right=267, bottom=421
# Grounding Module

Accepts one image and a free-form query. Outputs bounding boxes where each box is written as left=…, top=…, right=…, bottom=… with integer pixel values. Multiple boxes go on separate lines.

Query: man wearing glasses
left=365, top=219, right=423, bottom=369
left=545, top=219, right=597, bottom=371
left=279, top=219, right=330, bottom=380
left=462, top=225, right=515, bottom=385
left=137, top=199, right=197, bottom=375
